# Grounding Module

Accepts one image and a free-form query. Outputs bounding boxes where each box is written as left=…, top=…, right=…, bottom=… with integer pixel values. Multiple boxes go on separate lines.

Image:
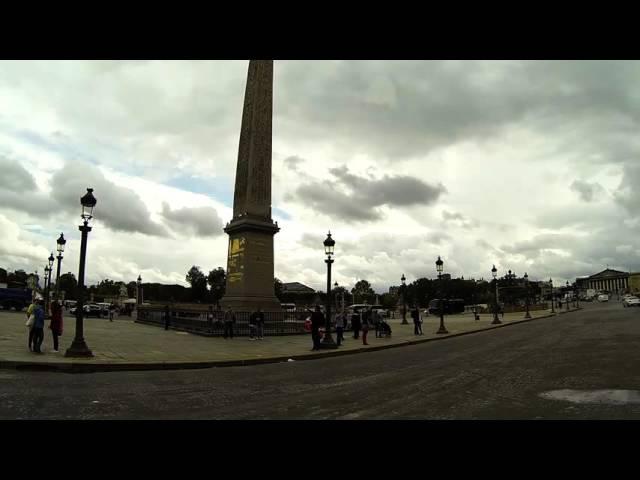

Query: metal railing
left=136, top=305, right=311, bottom=336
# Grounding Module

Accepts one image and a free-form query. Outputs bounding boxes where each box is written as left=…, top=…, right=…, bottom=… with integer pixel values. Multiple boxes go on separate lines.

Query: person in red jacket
left=49, top=300, right=64, bottom=352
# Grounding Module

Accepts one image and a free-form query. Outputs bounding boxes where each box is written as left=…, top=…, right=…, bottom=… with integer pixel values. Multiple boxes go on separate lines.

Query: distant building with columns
left=579, top=269, right=629, bottom=293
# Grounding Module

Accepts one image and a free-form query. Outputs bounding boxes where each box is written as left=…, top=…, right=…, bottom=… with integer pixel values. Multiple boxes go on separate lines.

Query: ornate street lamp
left=320, top=231, right=338, bottom=348
left=65, top=188, right=97, bottom=358
left=45, top=253, right=54, bottom=316
left=435, top=256, right=448, bottom=334
left=137, top=274, right=142, bottom=306
left=550, top=278, right=555, bottom=313
left=491, top=264, right=501, bottom=324
left=55, top=233, right=66, bottom=301
left=566, top=280, right=570, bottom=310
left=524, top=272, right=531, bottom=319
left=43, top=266, right=50, bottom=311
left=401, top=274, right=408, bottom=325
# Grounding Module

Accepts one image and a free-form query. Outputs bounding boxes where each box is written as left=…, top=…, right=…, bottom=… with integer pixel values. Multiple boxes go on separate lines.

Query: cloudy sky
left=1, top=60, right=639, bottom=293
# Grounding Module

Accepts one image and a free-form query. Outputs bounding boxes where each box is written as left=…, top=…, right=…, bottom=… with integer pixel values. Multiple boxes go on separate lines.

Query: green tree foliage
left=207, top=267, right=226, bottom=305
left=380, top=292, right=399, bottom=310
left=186, top=265, right=208, bottom=302
left=351, top=279, right=376, bottom=304
left=274, top=277, right=283, bottom=301
left=58, top=272, right=78, bottom=300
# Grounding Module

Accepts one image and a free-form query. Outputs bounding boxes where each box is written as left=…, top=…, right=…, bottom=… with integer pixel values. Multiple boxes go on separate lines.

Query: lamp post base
left=65, top=339, right=94, bottom=358
left=524, top=311, right=532, bottom=319
left=436, top=326, right=449, bottom=334
left=491, top=315, right=502, bottom=325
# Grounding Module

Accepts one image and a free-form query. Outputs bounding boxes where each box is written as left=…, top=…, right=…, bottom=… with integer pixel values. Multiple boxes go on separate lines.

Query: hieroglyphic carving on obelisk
left=221, top=60, right=281, bottom=312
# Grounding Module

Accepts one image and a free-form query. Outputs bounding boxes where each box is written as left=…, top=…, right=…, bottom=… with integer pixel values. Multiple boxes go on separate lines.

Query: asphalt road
left=2, top=300, right=640, bottom=419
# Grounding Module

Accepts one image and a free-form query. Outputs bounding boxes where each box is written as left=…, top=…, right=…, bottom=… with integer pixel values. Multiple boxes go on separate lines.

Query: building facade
left=580, top=269, right=629, bottom=293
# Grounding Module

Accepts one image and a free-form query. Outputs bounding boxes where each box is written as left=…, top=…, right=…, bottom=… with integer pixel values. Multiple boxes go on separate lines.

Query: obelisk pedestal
left=220, top=60, right=281, bottom=312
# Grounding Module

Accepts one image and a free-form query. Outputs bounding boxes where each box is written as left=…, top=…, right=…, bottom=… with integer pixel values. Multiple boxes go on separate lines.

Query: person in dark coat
left=49, top=300, right=63, bottom=352
left=352, top=311, right=361, bottom=339
left=412, top=306, right=422, bottom=335
left=223, top=307, right=235, bottom=339
left=164, top=305, right=171, bottom=330
left=361, top=307, right=371, bottom=345
left=32, top=300, right=45, bottom=353
left=310, top=305, right=324, bottom=351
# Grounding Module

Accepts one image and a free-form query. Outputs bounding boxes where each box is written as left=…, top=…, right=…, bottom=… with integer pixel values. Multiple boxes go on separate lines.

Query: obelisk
left=220, top=60, right=281, bottom=312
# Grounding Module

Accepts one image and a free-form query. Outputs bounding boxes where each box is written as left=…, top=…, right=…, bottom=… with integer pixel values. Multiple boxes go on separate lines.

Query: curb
left=0, top=310, right=575, bottom=374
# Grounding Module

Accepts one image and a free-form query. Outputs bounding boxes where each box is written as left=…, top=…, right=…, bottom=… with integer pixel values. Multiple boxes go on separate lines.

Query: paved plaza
left=1, top=301, right=637, bottom=419
left=0, top=307, right=566, bottom=371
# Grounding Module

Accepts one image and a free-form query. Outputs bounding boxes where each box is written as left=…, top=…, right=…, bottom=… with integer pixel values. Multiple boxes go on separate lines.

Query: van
left=597, top=294, right=609, bottom=302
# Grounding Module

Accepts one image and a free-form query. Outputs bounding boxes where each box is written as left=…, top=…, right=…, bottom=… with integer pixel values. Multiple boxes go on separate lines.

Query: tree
left=351, top=279, right=376, bottom=304
left=0, top=268, right=7, bottom=283
left=207, top=267, right=226, bottom=305
left=274, top=277, right=283, bottom=301
left=186, top=265, right=208, bottom=302
left=58, top=272, right=78, bottom=300
left=380, top=292, right=399, bottom=310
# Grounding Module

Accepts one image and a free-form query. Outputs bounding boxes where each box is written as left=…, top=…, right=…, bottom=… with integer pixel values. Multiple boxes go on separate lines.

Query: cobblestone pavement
left=0, top=307, right=559, bottom=369
left=0, top=302, right=629, bottom=420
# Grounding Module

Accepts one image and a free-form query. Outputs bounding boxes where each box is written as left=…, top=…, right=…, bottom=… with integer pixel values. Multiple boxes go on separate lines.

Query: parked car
left=69, top=304, right=103, bottom=317
left=597, top=294, right=609, bottom=302
left=623, top=296, right=640, bottom=307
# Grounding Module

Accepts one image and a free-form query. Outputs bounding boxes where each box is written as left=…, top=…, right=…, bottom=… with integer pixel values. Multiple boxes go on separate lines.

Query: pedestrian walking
left=335, top=310, right=345, bottom=346
left=207, top=305, right=214, bottom=332
left=310, top=305, right=324, bottom=351
left=164, top=304, right=171, bottom=330
left=256, top=307, right=265, bottom=340
left=352, top=311, right=361, bottom=339
left=249, top=308, right=259, bottom=340
left=108, top=303, right=115, bottom=322
left=31, top=300, right=45, bottom=353
left=412, top=306, right=422, bottom=335
left=361, top=308, right=371, bottom=345
left=223, top=307, right=236, bottom=339
left=49, top=300, right=63, bottom=352
left=26, top=299, right=36, bottom=351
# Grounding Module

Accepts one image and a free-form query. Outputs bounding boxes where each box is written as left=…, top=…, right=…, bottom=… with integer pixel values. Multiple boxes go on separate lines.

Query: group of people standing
left=26, top=299, right=63, bottom=353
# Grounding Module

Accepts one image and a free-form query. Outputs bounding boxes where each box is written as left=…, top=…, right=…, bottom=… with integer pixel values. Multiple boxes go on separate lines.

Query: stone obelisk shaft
left=233, top=60, right=273, bottom=220
left=221, top=60, right=280, bottom=312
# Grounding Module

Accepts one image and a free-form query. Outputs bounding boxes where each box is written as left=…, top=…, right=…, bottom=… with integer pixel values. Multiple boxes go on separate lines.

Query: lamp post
left=46, top=253, right=54, bottom=316
left=491, top=264, right=501, bottom=324
left=401, top=274, right=408, bottom=325
left=550, top=278, right=555, bottom=313
left=65, top=187, right=97, bottom=358
left=320, top=231, right=338, bottom=348
left=334, top=281, right=339, bottom=313
left=524, top=272, right=531, bottom=319
left=137, top=275, right=142, bottom=306
left=43, top=266, right=50, bottom=312
left=55, top=233, right=66, bottom=301
left=565, top=281, right=570, bottom=310
left=435, top=256, right=448, bottom=334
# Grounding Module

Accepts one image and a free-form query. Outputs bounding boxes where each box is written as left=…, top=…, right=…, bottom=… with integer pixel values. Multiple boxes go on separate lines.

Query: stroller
left=375, top=317, right=392, bottom=338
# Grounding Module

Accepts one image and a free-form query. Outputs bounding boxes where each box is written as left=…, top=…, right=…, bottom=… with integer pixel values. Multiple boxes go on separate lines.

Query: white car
left=623, top=296, right=640, bottom=307
left=597, top=294, right=609, bottom=302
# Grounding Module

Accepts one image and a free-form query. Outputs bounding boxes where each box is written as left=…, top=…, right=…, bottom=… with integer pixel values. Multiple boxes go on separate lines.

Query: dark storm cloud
left=0, top=157, right=58, bottom=216
left=287, top=165, right=445, bottom=222
left=160, top=202, right=224, bottom=237
left=614, top=164, right=640, bottom=214
left=0, top=156, right=37, bottom=191
left=570, top=180, right=604, bottom=202
left=274, top=61, right=640, bottom=201
left=50, top=161, right=169, bottom=237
